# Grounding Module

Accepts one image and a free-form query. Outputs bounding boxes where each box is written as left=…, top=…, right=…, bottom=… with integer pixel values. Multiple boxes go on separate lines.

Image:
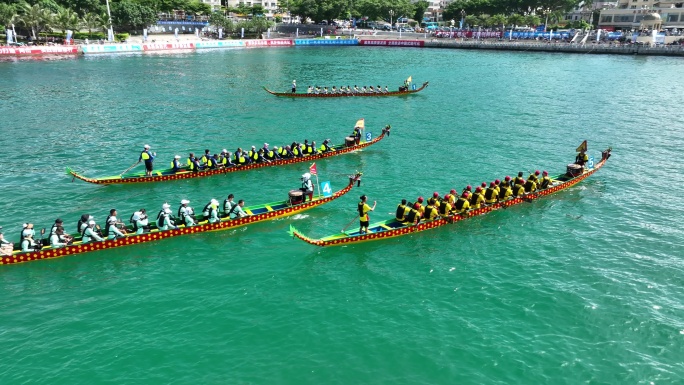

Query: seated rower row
left=307, top=85, right=390, bottom=94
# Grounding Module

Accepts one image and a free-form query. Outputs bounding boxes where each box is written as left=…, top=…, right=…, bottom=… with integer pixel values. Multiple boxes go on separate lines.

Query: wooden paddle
left=341, top=215, right=358, bottom=233
left=119, top=161, right=140, bottom=176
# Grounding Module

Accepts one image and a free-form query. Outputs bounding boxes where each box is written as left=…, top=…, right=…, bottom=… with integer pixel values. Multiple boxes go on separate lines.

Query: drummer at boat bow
left=139, top=145, right=156, bottom=177
left=576, top=149, right=589, bottom=166
left=300, top=173, right=314, bottom=202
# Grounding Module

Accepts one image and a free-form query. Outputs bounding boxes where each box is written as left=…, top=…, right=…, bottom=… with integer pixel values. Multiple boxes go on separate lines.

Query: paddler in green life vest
left=357, top=195, right=376, bottom=234
left=234, top=148, right=248, bottom=165
left=200, top=149, right=211, bottom=166
left=219, top=149, right=233, bottom=167
left=351, top=126, right=362, bottom=145
left=247, top=146, right=259, bottom=163
left=539, top=171, right=551, bottom=189
left=171, top=155, right=182, bottom=173
left=524, top=174, right=538, bottom=193
left=206, top=154, right=220, bottom=169
left=498, top=176, right=513, bottom=200
left=484, top=182, right=498, bottom=205
left=264, top=145, right=279, bottom=161
left=187, top=153, right=197, bottom=172
left=320, top=139, right=334, bottom=153
left=139, top=144, right=156, bottom=177
left=454, top=192, right=471, bottom=214
left=470, top=187, right=485, bottom=209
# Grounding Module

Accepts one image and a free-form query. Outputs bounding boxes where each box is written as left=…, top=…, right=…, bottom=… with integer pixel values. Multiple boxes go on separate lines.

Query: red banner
left=433, top=31, right=502, bottom=38
left=142, top=42, right=195, bottom=51
left=245, top=39, right=293, bottom=47
left=0, top=46, right=79, bottom=55
left=359, top=40, right=425, bottom=47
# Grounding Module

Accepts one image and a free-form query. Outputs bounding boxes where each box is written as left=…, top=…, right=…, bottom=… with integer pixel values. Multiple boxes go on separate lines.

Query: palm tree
left=507, top=14, right=524, bottom=29
left=19, top=3, right=51, bottom=41
left=464, top=15, right=480, bottom=28
left=54, top=7, right=80, bottom=35
left=549, top=10, right=565, bottom=25
left=82, top=12, right=99, bottom=35
left=0, top=3, right=18, bottom=30
left=489, top=14, right=506, bottom=32
left=96, top=11, right=111, bottom=35
left=524, top=14, right=540, bottom=28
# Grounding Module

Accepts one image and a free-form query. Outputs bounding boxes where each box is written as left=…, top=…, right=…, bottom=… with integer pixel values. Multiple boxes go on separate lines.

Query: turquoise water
left=1, top=47, right=684, bottom=384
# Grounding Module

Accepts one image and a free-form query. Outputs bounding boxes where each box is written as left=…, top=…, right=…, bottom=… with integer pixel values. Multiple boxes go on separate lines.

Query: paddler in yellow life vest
left=414, top=196, right=425, bottom=216
left=357, top=195, right=376, bottom=234
left=219, top=149, right=234, bottom=167
left=139, top=144, right=155, bottom=177
left=445, top=189, right=457, bottom=206
left=248, top=146, right=259, bottom=163
left=424, top=199, right=439, bottom=221
left=576, top=149, right=589, bottom=167
left=454, top=192, right=471, bottom=214
left=524, top=174, right=538, bottom=193
left=462, top=185, right=473, bottom=199
left=319, top=139, right=334, bottom=153
left=405, top=203, right=421, bottom=225
left=470, top=187, right=485, bottom=209
left=264, top=146, right=279, bottom=161
left=395, top=199, right=409, bottom=222
left=437, top=194, right=453, bottom=216
left=484, top=182, right=498, bottom=205
left=292, top=143, right=303, bottom=158
left=171, top=155, right=182, bottom=173
left=513, top=172, right=525, bottom=187
left=493, top=179, right=501, bottom=197
left=539, top=171, right=551, bottom=189
left=528, top=170, right=541, bottom=185
left=512, top=178, right=526, bottom=197
left=498, top=176, right=513, bottom=200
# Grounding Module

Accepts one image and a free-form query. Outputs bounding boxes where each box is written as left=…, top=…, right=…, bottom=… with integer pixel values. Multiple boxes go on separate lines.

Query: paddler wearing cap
left=358, top=195, right=376, bottom=234
left=498, top=176, right=513, bottom=200
left=454, top=192, right=471, bottom=214
left=202, top=199, right=221, bottom=223
left=178, top=200, right=196, bottom=226
left=81, top=220, right=103, bottom=244
left=156, top=203, right=177, bottom=230
left=105, top=209, right=127, bottom=240
left=139, top=145, right=156, bottom=177
left=539, top=171, right=551, bottom=189
left=300, top=173, right=314, bottom=202
left=484, top=182, right=499, bottom=205
left=469, top=187, right=485, bottom=209
left=524, top=172, right=538, bottom=193
left=219, top=149, right=234, bottom=167
left=20, top=223, right=37, bottom=252
left=438, top=193, right=453, bottom=216
left=424, top=198, right=439, bottom=221
left=171, top=155, right=183, bottom=173
left=575, top=149, right=589, bottom=167
left=130, top=208, right=149, bottom=234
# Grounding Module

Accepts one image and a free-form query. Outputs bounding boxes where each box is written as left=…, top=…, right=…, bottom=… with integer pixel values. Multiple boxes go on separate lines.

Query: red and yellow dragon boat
left=290, top=146, right=612, bottom=247
left=1, top=173, right=362, bottom=266
left=67, top=124, right=388, bottom=185
left=263, top=82, right=429, bottom=98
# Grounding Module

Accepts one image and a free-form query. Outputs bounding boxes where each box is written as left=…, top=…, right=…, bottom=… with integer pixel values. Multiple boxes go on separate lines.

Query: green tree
left=112, top=0, right=157, bottom=31
left=412, top=0, right=428, bottom=23
left=186, top=1, right=211, bottom=15
left=0, top=3, right=18, bottom=30
left=19, top=3, right=53, bottom=40
left=289, top=0, right=347, bottom=23
left=96, top=10, right=111, bottom=34
left=54, top=7, right=80, bottom=34
left=81, top=11, right=99, bottom=34
left=58, top=0, right=102, bottom=16
left=489, top=13, right=506, bottom=30
left=251, top=4, right=265, bottom=17
left=524, top=14, right=540, bottom=27
left=506, top=13, right=524, bottom=28
left=464, top=14, right=480, bottom=27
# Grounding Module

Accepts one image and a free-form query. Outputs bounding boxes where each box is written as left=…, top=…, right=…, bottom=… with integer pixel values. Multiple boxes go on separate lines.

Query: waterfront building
left=222, top=0, right=280, bottom=19
left=598, top=0, right=684, bottom=31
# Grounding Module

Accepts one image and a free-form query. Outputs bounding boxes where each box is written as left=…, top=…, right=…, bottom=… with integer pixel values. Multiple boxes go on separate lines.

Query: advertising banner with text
left=245, top=40, right=293, bottom=47
left=359, top=40, right=424, bottom=47
left=142, top=42, right=195, bottom=51
left=294, top=39, right=358, bottom=46
left=81, top=44, right=143, bottom=54
left=0, top=46, right=79, bottom=56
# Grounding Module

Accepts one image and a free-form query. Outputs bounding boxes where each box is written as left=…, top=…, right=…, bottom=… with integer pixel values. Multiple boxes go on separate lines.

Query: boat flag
left=309, top=162, right=317, bottom=176
left=406, top=76, right=412, bottom=83
left=354, top=118, right=365, bottom=129
left=576, top=140, right=588, bottom=153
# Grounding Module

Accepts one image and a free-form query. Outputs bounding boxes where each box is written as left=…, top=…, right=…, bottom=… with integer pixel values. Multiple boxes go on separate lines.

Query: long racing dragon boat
left=1, top=173, right=362, bottom=266
left=290, top=146, right=612, bottom=247
left=67, top=126, right=389, bottom=185
left=263, top=82, right=429, bottom=98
